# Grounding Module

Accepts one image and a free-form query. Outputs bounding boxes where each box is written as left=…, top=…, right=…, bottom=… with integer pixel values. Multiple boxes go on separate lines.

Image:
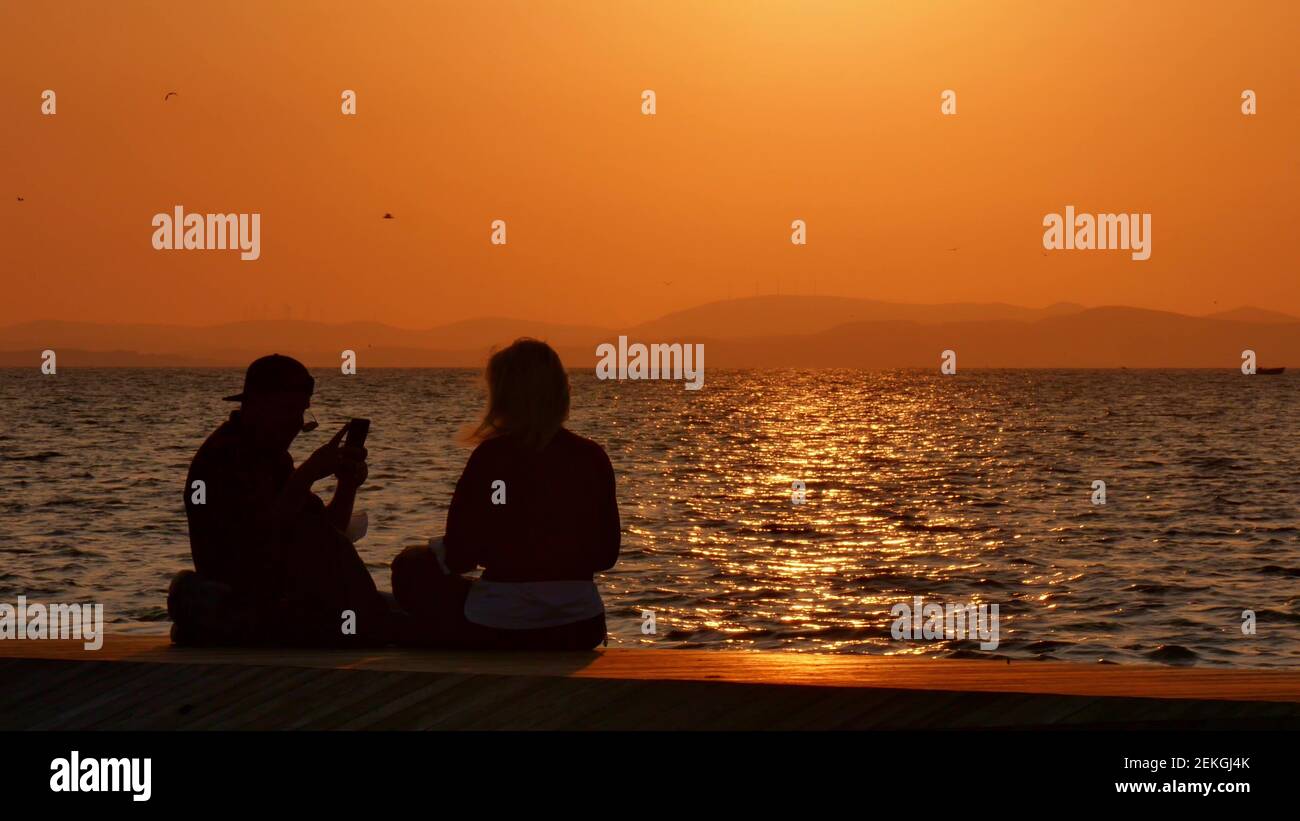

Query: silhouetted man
left=168, top=354, right=390, bottom=645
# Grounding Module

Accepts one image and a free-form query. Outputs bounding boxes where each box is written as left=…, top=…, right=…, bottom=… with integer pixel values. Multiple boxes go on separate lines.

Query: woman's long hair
left=465, top=338, right=570, bottom=450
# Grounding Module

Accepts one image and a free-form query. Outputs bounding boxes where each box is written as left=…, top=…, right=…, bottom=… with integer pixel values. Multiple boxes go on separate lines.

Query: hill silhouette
left=1, top=297, right=1296, bottom=368
left=657, top=306, right=1300, bottom=368
left=1202, top=307, right=1300, bottom=323
left=629, top=295, right=1086, bottom=338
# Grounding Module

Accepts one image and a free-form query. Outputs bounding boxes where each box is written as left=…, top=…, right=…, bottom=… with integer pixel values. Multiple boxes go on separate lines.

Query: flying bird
left=382, top=213, right=394, bottom=219
left=163, top=91, right=178, bottom=101
left=16, top=196, right=23, bottom=202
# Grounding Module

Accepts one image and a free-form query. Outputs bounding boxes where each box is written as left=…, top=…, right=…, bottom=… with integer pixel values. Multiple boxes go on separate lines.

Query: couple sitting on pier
left=167, top=339, right=620, bottom=651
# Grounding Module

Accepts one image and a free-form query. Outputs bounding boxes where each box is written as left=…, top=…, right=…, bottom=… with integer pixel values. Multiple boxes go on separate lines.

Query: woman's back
left=443, top=427, right=620, bottom=582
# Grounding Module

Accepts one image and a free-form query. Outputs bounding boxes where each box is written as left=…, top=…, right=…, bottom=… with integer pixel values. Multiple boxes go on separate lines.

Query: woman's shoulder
left=470, top=428, right=611, bottom=468
left=465, top=433, right=517, bottom=467
left=553, top=428, right=613, bottom=467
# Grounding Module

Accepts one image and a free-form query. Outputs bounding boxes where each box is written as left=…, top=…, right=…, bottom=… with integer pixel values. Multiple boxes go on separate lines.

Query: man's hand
left=293, top=422, right=370, bottom=533
left=336, top=442, right=368, bottom=489
left=296, top=423, right=350, bottom=484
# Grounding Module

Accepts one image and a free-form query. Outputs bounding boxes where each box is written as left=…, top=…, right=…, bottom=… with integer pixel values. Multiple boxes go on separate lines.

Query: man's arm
left=277, top=423, right=365, bottom=534
left=186, top=448, right=282, bottom=601
left=326, top=482, right=359, bottom=532
left=325, top=440, right=368, bottom=531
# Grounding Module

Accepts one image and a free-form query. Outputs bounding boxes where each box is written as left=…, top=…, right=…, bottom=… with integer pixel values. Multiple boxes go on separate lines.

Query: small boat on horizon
left=1257, top=366, right=1286, bottom=375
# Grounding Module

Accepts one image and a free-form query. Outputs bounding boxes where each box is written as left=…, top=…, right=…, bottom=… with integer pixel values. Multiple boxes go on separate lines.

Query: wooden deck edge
left=0, top=635, right=1296, bottom=729
left=1, top=654, right=1298, bottom=730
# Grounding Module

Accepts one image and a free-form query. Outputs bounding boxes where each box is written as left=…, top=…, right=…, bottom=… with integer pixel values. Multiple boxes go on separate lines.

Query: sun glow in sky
left=3, top=0, right=1297, bottom=328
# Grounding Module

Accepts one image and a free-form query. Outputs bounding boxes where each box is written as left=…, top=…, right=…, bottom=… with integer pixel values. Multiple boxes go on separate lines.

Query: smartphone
left=344, top=417, right=370, bottom=449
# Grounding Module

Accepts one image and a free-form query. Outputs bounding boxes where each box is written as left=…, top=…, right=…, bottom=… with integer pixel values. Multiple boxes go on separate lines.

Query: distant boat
left=1257, top=367, right=1286, bottom=375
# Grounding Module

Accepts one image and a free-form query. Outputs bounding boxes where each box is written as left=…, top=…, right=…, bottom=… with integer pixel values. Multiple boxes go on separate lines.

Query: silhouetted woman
left=391, top=338, right=619, bottom=650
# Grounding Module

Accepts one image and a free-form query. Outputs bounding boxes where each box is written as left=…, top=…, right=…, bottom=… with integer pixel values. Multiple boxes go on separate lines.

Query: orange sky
left=2, top=0, right=1297, bottom=329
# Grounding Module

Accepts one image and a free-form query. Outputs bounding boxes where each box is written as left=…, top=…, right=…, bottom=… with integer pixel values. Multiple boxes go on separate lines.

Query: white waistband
left=463, top=579, right=604, bottom=630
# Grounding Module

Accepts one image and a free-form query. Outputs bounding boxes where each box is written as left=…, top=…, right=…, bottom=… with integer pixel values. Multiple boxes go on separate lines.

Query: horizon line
left=2, top=295, right=1297, bottom=331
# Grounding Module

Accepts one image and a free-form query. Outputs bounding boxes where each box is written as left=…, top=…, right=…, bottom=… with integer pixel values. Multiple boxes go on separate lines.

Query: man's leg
left=279, top=514, right=393, bottom=645
left=390, top=544, right=443, bottom=621
left=167, top=570, right=261, bottom=646
left=391, top=543, right=488, bottom=647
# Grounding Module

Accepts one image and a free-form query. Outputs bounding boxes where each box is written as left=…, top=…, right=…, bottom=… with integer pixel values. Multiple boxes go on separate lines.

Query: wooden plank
left=2, top=636, right=1296, bottom=703
left=2, top=636, right=1299, bottom=730
left=3, top=659, right=1298, bottom=730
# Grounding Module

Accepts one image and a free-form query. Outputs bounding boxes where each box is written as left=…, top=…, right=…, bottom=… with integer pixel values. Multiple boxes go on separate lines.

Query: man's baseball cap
left=223, top=354, right=315, bottom=402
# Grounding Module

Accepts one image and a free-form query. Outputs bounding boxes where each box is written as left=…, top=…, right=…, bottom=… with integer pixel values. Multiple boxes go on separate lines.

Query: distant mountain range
left=2, top=296, right=1297, bottom=368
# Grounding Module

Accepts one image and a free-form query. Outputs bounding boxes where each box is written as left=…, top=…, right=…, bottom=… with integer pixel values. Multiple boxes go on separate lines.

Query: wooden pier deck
left=1, top=636, right=1298, bottom=730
